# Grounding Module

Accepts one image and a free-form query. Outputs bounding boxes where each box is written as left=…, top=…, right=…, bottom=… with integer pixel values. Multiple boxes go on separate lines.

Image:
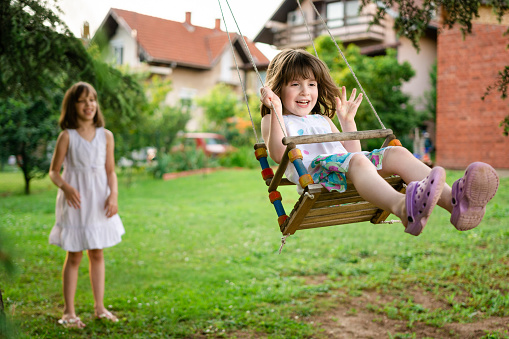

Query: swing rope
left=217, top=0, right=260, bottom=143
left=305, top=0, right=385, bottom=129
left=218, top=0, right=287, bottom=138
left=296, top=0, right=318, bottom=58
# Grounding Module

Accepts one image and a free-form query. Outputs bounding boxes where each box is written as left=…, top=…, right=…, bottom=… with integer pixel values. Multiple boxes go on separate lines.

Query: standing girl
left=49, top=82, right=125, bottom=328
left=260, top=49, right=499, bottom=235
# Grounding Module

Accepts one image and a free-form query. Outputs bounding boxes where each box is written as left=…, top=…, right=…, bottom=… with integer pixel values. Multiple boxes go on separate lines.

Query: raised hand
left=336, top=86, right=363, bottom=123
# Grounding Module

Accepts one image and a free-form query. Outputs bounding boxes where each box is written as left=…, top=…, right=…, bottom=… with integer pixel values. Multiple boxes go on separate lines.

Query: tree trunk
left=17, top=152, right=31, bottom=195
left=21, top=162, right=30, bottom=195
left=24, top=174, right=30, bottom=195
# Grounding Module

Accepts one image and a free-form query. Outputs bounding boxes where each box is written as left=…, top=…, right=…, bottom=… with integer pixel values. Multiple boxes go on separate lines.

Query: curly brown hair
left=261, top=49, right=340, bottom=118
left=59, top=82, right=105, bottom=130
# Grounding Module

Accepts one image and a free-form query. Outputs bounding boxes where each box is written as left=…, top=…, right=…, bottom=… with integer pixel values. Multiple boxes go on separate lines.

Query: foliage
left=128, top=76, right=190, bottom=156
left=0, top=170, right=508, bottom=337
left=197, top=83, right=241, bottom=129
left=312, top=36, right=423, bottom=149
left=362, top=0, right=509, bottom=51
left=0, top=98, right=60, bottom=194
left=198, top=83, right=263, bottom=148
left=0, top=0, right=95, bottom=100
left=217, top=146, right=260, bottom=169
left=150, top=148, right=217, bottom=178
left=361, top=0, right=509, bottom=134
left=221, top=93, right=264, bottom=148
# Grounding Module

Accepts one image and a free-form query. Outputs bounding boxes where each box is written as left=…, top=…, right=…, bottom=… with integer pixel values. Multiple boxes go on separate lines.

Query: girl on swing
left=260, top=49, right=499, bottom=235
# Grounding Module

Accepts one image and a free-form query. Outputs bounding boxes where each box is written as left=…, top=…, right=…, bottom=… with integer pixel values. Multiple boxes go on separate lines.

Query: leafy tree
left=312, top=36, right=422, bottom=149
left=0, top=97, right=60, bottom=194
left=124, top=75, right=190, bottom=157
left=137, top=105, right=190, bottom=155
left=361, top=0, right=509, bottom=133
left=0, top=0, right=95, bottom=100
left=197, top=83, right=242, bottom=129
left=197, top=84, right=264, bottom=147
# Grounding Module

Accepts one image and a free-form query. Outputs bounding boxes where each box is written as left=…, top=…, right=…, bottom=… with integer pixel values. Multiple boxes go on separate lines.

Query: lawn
left=0, top=168, right=508, bottom=338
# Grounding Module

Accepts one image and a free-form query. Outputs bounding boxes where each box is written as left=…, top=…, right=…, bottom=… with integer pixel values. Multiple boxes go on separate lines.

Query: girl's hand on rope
left=260, top=86, right=283, bottom=116
left=336, top=86, right=363, bottom=124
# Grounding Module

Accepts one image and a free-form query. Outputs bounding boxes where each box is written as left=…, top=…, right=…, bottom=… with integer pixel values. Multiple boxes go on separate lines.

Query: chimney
left=185, top=12, right=191, bottom=25
left=215, top=18, right=221, bottom=30
left=82, top=21, right=90, bottom=39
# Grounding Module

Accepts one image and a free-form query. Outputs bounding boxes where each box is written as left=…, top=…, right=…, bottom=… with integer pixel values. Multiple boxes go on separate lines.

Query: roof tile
left=110, top=8, right=269, bottom=69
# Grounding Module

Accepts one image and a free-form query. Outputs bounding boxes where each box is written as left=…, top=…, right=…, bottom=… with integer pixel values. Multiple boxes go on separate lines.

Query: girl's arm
left=335, top=86, right=363, bottom=153
left=260, top=87, right=287, bottom=164
left=104, top=129, right=119, bottom=218
left=49, top=131, right=81, bottom=209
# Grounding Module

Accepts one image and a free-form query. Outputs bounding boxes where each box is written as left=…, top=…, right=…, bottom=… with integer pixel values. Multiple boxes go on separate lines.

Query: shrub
left=150, top=148, right=219, bottom=178
left=219, top=146, right=277, bottom=169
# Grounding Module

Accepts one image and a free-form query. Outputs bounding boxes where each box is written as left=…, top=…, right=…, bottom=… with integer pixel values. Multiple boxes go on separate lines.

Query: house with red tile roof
left=96, top=8, right=270, bottom=130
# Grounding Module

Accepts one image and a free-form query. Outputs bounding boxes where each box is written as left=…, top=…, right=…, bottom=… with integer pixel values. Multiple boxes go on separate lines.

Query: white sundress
left=49, top=127, right=125, bottom=252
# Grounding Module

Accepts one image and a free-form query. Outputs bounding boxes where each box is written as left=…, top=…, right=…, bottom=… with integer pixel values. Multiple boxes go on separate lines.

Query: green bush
left=150, top=148, right=219, bottom=178
left=219, top=146, right=271, bottom=169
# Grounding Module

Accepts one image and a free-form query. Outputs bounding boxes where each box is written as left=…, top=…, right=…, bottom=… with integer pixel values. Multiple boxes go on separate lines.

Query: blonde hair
left=59, top=82, right=105, bottom=129
left=261, top=49, right=340, bottom=118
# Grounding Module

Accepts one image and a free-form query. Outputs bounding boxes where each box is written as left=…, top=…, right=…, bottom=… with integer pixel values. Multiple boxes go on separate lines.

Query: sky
left=56, top=0, right=283, bottom=59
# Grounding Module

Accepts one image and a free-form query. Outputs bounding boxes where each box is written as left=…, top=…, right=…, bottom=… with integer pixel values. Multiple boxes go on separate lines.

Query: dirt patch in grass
left=306, top=289, right=509, bottom=338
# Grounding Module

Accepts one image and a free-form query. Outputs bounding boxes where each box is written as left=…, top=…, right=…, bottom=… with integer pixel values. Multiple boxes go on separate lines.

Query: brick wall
left=437, top=23, right=509, bottom=169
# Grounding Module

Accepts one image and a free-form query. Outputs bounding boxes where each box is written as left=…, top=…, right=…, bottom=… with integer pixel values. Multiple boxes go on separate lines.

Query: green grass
left=0, top=168, right=508, bottom=338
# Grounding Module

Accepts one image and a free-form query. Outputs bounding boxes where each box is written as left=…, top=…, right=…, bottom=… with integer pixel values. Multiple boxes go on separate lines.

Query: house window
left=114, top=46, right=123, bottom=65
left=327, top=0, right=360, bottom=28
left=287, top=10, right=304, bottom=26
left=179, top=88, right=197, bottom=108
left=327, top=2, right=344, bottom=28
left=111, top=40, right=124, bottom=65
left=220, top=51, right=232, bottom=82
left=345, top=1, right=361, bottom=25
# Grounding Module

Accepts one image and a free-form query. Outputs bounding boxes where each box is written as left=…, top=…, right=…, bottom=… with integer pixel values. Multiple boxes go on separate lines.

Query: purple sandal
left=405, top=166, right=446, bottom=236
left=451, top=162, right=499, bottom=231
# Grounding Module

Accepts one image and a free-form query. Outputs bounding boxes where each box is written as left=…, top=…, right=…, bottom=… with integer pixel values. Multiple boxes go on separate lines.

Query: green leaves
left=0, top=0, right=94, bottom=101
left=0, top=97, right=59, bottom=194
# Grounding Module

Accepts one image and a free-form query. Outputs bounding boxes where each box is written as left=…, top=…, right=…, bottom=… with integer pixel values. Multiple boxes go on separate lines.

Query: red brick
left=437, top=22, right=509, bottom=169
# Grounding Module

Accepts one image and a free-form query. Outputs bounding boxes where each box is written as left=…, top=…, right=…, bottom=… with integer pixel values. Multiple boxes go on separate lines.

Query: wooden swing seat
left=256, top=129, right=406, bottom=235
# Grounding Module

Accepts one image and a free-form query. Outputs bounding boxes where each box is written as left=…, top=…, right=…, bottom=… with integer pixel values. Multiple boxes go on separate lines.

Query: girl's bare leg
left=87, top=249, right=106, bottom=315
left=346, top=154, right=407, bottom=222
left=62, top=251, right=84, bottom=325
left=377, top=146, right=453, bottom=213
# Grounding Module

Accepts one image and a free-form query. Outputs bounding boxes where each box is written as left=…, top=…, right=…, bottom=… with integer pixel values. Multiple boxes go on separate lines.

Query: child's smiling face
left=75, top=90, right=97, bottom=123
left=281, top=76, right=318, bottom=117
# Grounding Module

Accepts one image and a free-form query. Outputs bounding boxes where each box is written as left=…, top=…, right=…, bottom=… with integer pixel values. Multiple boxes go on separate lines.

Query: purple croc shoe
left=451, top=162, right=499, bottom=231
left=405, top=166, right=446, bottom=236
